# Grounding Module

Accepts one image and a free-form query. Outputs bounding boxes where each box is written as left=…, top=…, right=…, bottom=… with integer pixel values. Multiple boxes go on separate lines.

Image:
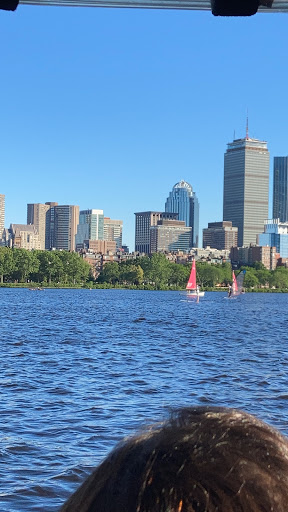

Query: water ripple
left=1, top=289, right=288, bottom=511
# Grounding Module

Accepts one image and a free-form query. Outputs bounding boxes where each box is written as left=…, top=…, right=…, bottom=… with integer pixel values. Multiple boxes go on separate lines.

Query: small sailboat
left=186, top=260, right=205, bottom=297
left=228, top=270, right=246, bottom=298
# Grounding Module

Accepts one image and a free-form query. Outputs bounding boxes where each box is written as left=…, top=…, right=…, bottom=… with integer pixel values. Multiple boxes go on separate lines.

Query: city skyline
left=1, top=7, right=288, bottom=252
left=0, top=136, right=284, bottom=252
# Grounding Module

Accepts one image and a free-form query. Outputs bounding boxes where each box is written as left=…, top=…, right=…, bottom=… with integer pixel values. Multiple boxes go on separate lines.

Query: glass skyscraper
left=75, top=209, right=104, bottom=248
left=223, top=136, right=269, bottom=247
left=258, top=219, right=288, bottom=258
left=165, top=180, right=199, bottom=247
left=273, top=156, right=288, bottom=222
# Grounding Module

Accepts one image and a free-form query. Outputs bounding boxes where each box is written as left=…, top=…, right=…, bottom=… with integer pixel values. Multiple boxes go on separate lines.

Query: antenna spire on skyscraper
left=246, top=110, right=249, bottom=139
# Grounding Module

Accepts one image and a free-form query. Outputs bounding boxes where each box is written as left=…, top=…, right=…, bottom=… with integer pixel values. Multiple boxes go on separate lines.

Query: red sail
left=186, top=260, right=196, bottom=290
left=232, top=270, right=238, bottom=292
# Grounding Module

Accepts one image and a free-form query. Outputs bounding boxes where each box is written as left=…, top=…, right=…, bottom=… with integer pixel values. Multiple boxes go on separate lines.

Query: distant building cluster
left=2, top=125, right=288, bottom=270
left=1, top=200, right=124, bottom=255
left=135, top=180, right=199, bottom=254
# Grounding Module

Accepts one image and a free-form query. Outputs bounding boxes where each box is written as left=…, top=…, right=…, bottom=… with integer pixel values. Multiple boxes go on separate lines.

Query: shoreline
left=0, top=284, right=286, bottom=293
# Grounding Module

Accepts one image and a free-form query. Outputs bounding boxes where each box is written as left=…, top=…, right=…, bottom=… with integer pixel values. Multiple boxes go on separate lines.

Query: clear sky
left=1, top=6, right=288, bottom=250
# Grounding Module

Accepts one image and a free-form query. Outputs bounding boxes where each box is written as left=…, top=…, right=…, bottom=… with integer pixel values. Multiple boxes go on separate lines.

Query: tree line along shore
left=0, top=248, right=288, bottom=291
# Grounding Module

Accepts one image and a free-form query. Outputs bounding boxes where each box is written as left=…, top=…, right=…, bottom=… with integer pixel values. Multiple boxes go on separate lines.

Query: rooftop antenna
left=246, top=110, right=249, bottom=139
left=233, top=129, right=236, bottom=140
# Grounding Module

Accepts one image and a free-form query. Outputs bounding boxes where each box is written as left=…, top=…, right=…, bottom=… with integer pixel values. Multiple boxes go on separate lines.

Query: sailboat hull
left=187, top=291, right=205, bottom=297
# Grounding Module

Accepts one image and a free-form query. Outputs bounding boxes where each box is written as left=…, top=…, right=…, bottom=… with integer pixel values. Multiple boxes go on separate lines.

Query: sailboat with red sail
left=186, top=260, right=205, bottom=297
left=228, top=270, right=246, bottom=298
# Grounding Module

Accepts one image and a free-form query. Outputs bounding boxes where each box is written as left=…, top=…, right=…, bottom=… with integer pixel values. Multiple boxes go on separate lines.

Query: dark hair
left=61, top=406, right=288, bottom=511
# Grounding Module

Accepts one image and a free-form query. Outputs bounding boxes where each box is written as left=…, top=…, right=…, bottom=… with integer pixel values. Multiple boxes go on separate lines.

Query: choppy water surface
left=1, top=289, right=288, bottom=511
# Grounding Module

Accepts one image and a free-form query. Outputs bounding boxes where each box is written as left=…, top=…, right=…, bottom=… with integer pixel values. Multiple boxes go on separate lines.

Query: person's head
left=61, top=406, right=288, bottom=512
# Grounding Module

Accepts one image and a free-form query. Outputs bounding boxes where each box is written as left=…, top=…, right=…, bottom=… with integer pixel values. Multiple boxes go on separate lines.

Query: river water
left=1, top=288, right=288, bottom=511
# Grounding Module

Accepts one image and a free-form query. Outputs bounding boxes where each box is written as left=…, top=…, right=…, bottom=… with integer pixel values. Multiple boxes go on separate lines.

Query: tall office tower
left=27, top=203, right=51, bottom=250
left=165, top=180, right=199, bottom=247
left=223, top=135, right=269, bottom=247
left=0, top=194, right=5, bottom=237
left=134, top=211, right=178, bottom=253
left=46, top=205, right=79, bottom=251
left=273, top=157, right=288, bottom=222
left=104, top=217, right=123, bottom=249
left=45, top=202, right=58, bottom=250
left=75, top=209, right=104, bottom=249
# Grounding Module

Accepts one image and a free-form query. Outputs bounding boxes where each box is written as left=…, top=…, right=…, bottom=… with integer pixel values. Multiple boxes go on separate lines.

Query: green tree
left=169, top=263, right=190, bottom=287
left=138, top=256, right=153, bottom=283
left=0, top=247, right=15, bottom=283
left=257, top=269, right=271, bottom=288
left=149, top=253, right=172, bottom=289
left=219, top=262, right=232, bottom=285
left=12, top=249, right=39, bottom=282
left=196, top=262, right=222, bottom=287
left=98, top=261, right=120, bottom=284
left=270, top=267, right=288, bottom=289
left=243, top=270, right=259, bottom=289
left=120, top=264, right=144, bottom=285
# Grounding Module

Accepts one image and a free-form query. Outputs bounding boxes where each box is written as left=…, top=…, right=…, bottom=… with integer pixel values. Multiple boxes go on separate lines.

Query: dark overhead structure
left=2, top=0, right=288, bottom=15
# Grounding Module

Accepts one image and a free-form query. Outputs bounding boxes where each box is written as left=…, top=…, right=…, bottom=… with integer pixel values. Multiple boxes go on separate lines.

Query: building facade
left=230, top=245, right=277, bottom=270
left=27, top=203, right=51, bottom=250
left=75, top=209, right=104, bottom=249
left=203, top=221, right=238, bottom=250
left=258, top=218, right=288, bottom=258
left=104, top=217, right=123, bottom=249
left=9, top=224, right=42, bottom=250
left=82, top=239, right=116, bottom=254
left=134, top=211, right=178, bottom=253
left=46, top=205, right=79, bottom=251
left=223, top=136, right=269, bottom=247
left=165, top=180, right=199, bottom=247
left=150, top=219, right=192, bottom=253
left=273, top=156, right=288, bottom=222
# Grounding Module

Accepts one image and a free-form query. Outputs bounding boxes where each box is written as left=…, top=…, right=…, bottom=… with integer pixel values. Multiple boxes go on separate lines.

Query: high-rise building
left=165, top=180, right=199, bottom=247
left=75, top=209, right=104, bottom=249
left=45, top=202, right=58, bottom=250
left=150, top=219, right=192, bottom=253
left=223, top=135, right=269, bottom=247
left=0, top=194, right=5, bottom=238
left=27, top=203, right=51, bottom=250
left=203, top=221, right=238, bottom=250
left=46, top=205, right=79, bottom=251
left=104, top=217, right=123, bottom=249
left=134, top=211, right=178, bottom=253
left=273, top=157, right=288, bottom=222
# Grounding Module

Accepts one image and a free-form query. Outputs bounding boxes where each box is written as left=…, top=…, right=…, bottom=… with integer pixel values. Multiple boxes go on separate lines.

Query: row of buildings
left=0, top=199, right=124, bottom=253
left=135, top=180, right=199, bottom=253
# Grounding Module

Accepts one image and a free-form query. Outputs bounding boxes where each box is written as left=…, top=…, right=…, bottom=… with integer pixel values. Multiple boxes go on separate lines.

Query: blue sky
left=1, top=6, right=288, bottom=250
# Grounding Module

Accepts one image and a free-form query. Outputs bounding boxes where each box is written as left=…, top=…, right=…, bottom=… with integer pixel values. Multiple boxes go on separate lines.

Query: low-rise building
left=77, top=239, right=116, bottom=254
left=9, top=224, right=42, bottom=250
left=230, top=245, right=277, bottom=270
left=203, top=221, right=238, bottom=250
